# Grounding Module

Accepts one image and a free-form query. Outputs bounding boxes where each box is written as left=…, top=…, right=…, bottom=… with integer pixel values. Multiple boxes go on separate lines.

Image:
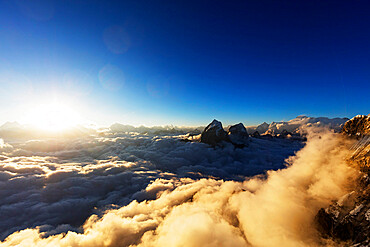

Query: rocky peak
left=204, top=119, right=223, bottom=133
left=315, top=115, right=370, bottom=246
left=341, top=115, right=370, bottom=138
left=228, top=123, right=247, bottom=134
left=228, top=123, right=249, bottom=147
left=0, top=121, right=22, bottom=130
left=200, top=119, right=229, bottom=146
left=256, top=122, right=269, bottom=133
left=201, top=120, right=249, bottom=147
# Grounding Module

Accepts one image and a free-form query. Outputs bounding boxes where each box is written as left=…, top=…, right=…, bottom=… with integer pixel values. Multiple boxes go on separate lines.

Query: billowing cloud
left=0, top=127, right=358, bottom=246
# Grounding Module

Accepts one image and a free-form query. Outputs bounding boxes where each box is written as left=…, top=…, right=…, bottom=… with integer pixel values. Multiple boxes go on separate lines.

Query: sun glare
left=24, top=101, right=82, bottom=131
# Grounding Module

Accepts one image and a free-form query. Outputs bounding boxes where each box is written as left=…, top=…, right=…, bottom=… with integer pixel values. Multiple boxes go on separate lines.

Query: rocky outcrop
left=315, top=115, right=370, bottom=246
left=341, top=115, right=370, bottom=139
left=228, top=123, right=249, bottom=148
left=200, top=120, right=249, bottom=147
left=344, top=115, right=370, bottom=173
left=200, top=120, right=229, bottom=146
left=316, top=175, right=370, bottom=245
left=251, top=131, right=260, bottom=138
left=277, top=129, right=292, bottom=138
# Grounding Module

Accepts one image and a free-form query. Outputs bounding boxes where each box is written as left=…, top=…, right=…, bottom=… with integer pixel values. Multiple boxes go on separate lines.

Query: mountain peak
left=0, top=121, right=22, bottom=130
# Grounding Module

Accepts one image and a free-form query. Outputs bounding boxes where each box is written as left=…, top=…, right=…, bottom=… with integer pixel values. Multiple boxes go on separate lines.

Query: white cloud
left=0, top=126, right=358, bottom=246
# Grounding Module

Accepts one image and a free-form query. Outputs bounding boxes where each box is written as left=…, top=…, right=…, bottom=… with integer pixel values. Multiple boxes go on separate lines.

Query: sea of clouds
left=0, top=126, right=358, bottom=246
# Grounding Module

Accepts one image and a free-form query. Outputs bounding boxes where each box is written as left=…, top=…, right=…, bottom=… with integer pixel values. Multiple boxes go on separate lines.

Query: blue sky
left=0, top=0, right=369, bottom=127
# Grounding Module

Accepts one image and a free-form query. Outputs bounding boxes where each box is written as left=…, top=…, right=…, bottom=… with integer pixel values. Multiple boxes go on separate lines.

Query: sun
left=24, top=101, right=83, bottom=132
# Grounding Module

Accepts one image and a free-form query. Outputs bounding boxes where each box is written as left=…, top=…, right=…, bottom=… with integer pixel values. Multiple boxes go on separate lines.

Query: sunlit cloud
left=0, top=128, right=357, bottom=246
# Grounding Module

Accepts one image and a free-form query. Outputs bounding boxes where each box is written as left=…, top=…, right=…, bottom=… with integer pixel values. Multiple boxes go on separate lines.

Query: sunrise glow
left=23, top=101, right=82, bottom=131
left=0, top=1, right=368, bottom=246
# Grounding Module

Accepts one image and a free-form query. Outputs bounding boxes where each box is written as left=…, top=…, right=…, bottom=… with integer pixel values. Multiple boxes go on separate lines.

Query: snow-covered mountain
left=109, top=123, right=202, bottom=135
left=246, top=115, right=349, bottom=135
left=0, top=121, right=23, bottom=130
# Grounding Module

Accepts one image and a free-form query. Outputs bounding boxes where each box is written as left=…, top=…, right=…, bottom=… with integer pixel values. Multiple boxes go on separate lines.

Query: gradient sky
left=0, top=0, right=369, bottom=127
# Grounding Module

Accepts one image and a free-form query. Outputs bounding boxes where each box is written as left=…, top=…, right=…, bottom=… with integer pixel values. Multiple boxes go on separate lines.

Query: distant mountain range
left=0, top=115, right=352, bottom=140
left=245, top=115, right=349, bottom=135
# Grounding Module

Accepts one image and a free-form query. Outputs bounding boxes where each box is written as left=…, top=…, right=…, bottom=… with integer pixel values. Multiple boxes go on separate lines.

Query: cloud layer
left=0, top=127, right=358, bottom=246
